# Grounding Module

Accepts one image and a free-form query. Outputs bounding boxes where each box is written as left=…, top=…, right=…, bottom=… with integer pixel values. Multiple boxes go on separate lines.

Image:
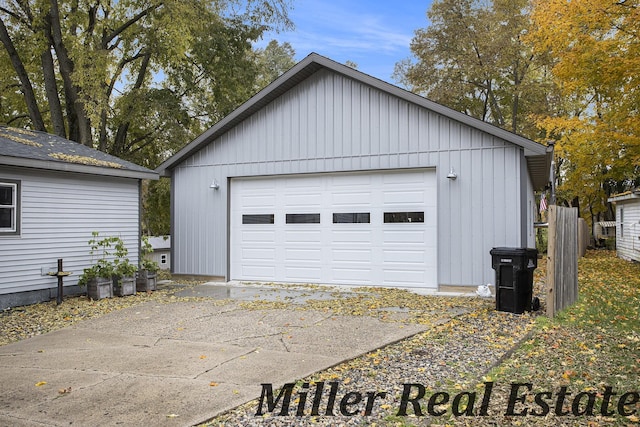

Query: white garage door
left=230, top=169, right=437, bottom=289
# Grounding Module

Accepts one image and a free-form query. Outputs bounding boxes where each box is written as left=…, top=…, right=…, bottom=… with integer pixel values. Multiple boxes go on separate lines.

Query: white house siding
left=149, top=250, right=170, bottom=270
left=615, top=200, right=640, bottom=262
left=171, top=69, right=533, bottom=287
left=0, top=166, right=140, bottom=298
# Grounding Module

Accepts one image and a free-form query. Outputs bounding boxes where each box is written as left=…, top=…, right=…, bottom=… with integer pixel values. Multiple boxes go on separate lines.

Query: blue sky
left=258, top=1, right=434, bottom=84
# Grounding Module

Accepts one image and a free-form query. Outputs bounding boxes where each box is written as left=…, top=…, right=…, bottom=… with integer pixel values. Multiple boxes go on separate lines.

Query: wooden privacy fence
left=546, top=205, right=579, bottom=317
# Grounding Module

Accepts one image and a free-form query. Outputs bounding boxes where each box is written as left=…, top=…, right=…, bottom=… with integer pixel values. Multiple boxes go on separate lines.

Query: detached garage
left=157, top=53, right=550, bottom=291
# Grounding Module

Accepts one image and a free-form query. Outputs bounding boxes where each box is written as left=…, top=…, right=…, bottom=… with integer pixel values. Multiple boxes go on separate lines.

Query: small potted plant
left=112, top=237, right=137, bottom=297
left=78, top=232, right=116, bottom=300
left=136, top=235, right=159, bottom=292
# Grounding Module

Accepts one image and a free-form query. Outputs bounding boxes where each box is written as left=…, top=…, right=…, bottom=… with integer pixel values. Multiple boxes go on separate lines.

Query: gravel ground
left=204, top=284, right=544, bottom=426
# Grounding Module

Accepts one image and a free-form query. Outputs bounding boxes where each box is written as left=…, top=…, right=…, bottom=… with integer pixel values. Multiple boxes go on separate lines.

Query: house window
left=620, top=207, right=624, bottom=238
left=333, top=213, right=370, bottom=223
left=0, top=180, right=19, bottom=235
left=161, top=254, right=167, bottom=265
left=384, top=212, right=424, bottom=223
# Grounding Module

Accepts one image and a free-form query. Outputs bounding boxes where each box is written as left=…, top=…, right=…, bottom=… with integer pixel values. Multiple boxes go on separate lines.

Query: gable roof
left=157, top=53, right=550, bottom=189
left=0, top=126, right=158, bottom=180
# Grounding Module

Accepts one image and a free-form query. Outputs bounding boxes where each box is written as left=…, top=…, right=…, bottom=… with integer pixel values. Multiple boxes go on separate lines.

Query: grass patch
left=476, top=250, right=640, bottom=426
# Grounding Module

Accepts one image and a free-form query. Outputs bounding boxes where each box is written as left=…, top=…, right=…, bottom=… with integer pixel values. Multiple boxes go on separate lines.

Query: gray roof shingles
left=0, top=126, right=157, bottom=179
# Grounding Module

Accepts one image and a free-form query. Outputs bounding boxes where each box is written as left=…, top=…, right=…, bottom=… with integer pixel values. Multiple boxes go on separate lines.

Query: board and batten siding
left=172, top=69, right=535, bottom=287
left=0, top=166, right=140, bottom=297
left=615, top=200, right=640, bottom=262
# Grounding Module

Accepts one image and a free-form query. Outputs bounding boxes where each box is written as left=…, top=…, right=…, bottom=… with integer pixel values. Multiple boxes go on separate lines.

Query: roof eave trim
left=1, top=155, right=159, bottom=180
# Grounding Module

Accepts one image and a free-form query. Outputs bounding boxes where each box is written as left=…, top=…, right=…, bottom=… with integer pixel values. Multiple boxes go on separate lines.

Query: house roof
left=608, top=188, right=640, bottom=203
left=156, top=53, right=551, bottom=189
left=0, top=126, right=158, bottom=180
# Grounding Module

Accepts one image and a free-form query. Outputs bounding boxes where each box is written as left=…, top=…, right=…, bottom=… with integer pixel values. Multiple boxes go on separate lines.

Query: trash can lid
left=490, top=247, right=537, bottom=256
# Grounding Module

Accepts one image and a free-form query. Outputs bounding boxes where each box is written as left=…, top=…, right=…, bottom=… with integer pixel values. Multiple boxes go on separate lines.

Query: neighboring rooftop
left=608, top=188, right=640, bottom=203
left=0, top=126, right=158, bottom=180
left=148, top=235, right=171, bottom=251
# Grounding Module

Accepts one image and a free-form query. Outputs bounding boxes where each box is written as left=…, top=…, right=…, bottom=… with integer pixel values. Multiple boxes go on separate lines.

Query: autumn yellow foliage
left=0, top=128, right=42, bottom=147
left=48, top=153, right=123, bottom=169
left=529, top=0, right=640, bottom=216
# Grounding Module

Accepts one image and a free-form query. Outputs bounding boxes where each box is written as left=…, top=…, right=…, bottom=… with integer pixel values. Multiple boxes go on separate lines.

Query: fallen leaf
left=209, top=382, right=218, bottom=387
left=35, top=381, right=47, bottom=387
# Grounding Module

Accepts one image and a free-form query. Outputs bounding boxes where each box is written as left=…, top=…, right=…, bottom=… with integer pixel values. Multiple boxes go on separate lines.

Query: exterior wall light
left=210, top=179, right=220, bottom=190
left=447, top=167, right=457, bottom=180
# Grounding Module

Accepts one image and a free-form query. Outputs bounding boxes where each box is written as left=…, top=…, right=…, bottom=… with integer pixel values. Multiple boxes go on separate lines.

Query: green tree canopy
left=0, top=0, right=292, bottom=168
left=1, top=0, right=294, bottom=237
left=394, top=0, right=558, bottom=140
left=254, top=40, right=296, bottom=89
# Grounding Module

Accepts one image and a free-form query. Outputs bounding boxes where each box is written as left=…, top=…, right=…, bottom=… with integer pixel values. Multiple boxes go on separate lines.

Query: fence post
left=577, top=218, right=588, bottom=258
left=547, top=205, right=557, bottom=318
left=546, top=205, right=579, bottom=317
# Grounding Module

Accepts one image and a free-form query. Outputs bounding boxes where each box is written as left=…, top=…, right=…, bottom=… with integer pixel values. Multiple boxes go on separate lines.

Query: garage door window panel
left=384, top=212, right=424, bottom=223
left=333, top=213, right=370, bottom=223
left=286, top=213, right=320, bottom=224
left=242, top=214, right=275, bottom=224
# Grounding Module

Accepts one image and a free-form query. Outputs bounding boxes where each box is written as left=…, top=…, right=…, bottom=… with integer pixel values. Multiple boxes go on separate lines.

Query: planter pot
left=113, top=276, right=136, bottom=297
left=87, top=277, right=113, bottom=300
left=136, top=270, right=157, bottom=292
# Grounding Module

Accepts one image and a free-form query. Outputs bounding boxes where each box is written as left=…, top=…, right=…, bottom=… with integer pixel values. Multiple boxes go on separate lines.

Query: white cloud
left=287, top=2, right=412, bottom=54
left=258, top=0, right=430, bottom=82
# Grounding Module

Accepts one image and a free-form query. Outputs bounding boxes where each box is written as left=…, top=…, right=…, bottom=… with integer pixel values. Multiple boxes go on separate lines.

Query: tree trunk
left=0, top=17, right=46, bottom=132
left=511, top=91, right=519, bottom=133
left=487, top=83, right=505, bottom=127
left=112, top=52, right=151, bottom=155
left=48, top=0, right=92, bottom=146
left=40, top=43, right=66, bottom=138
left=98, top=109, right=108, bottom=152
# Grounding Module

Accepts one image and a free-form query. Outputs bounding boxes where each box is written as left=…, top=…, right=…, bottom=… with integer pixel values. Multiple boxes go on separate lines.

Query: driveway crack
left=193, top=348, right=259, bottom=379
left=279, top=336, right=291, bottom=352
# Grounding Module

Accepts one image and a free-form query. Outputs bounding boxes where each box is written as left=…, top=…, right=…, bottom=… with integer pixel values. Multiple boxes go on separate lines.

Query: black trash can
left=490, top=247, right=538, bottom=314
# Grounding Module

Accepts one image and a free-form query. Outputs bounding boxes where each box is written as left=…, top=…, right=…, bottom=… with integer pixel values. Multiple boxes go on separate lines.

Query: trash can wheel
left=532, top=297, right=540, bottom=311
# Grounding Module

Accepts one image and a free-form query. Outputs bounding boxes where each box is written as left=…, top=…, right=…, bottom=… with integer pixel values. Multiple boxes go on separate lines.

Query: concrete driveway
left=0, top=284, right=440, bottom=426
